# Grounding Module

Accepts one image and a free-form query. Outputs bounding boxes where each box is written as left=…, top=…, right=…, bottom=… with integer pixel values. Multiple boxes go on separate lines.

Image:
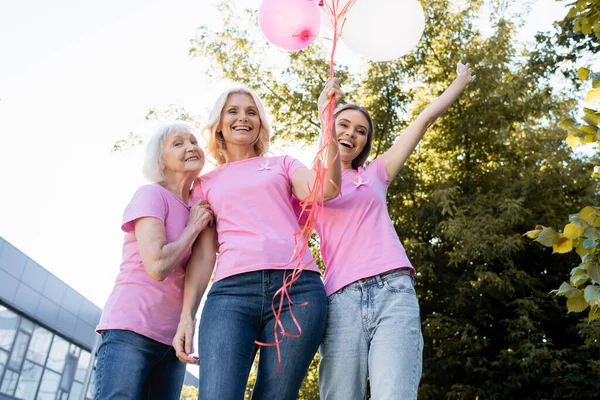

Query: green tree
left=180, top=384, right=198, bottom=399
left=159, top=0, right=600, bottom=397
left=526, top=0, right=600, bottom=326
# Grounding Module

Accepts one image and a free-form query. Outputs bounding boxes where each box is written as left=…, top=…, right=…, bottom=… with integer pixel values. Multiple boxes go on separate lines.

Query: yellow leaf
left=556, top=281, right=581, bottom=298
left=586, top=87, right=600, bottom=104
left=553, top=237, right=574, bottom=254
left=582, top=112, right=600, bottom=126
left=524, top=229, right=541, bottom=239
left=589, top=306, right=600, bottom=322
left=578, top=125, right=596, bottom=134
left=594, top=217, right=600, bottom=227
left=584, top=284, right=600, bottom=305
left=567, top=293, right=589, bottom=313
left=564, top=223, right=584, bottom=239
left=566, top=135, right=581, bottom=148
left=576, top=239, right=589, bottom=258
left=584, top=134, right=596, bottom=143
left=560, top=117, right=575, bottom=129
left=578, top=67, right=591, bottom=80
left=571, top=273, right=589, bottom=287
left=579, top=206, right=597, bottom=225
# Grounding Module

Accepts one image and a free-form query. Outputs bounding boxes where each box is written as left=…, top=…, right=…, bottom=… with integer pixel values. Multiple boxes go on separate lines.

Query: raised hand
left=318, top=78, right=344, bottom=124
left=456, top=62, right=476, bottom=84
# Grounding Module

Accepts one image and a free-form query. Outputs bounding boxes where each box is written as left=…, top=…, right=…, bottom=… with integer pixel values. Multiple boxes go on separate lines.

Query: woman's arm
left=383, top=62, right=476, bottom=180
left=292, top=79, right=343, bottom=202
left=135, top=201, right=213, bottom=281
left=172, top=225, right=217, bottom=364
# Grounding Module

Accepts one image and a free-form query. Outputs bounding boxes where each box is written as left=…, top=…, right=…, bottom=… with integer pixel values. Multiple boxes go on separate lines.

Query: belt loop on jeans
left=375, top=274, right=384, bottom=288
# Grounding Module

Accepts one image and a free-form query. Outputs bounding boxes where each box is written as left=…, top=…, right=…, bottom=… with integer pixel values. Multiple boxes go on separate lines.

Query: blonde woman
left=172, top=81, right=342, bottom=399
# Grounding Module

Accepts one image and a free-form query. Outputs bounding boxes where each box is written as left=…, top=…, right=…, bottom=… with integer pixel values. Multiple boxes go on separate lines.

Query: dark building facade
left=0, top=236, right=197, bottom=400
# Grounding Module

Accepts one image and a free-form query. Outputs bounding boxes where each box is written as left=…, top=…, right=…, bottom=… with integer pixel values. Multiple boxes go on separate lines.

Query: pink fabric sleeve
left=373, top=156, right=392, bottom=185
left=283, top=155, right=307, bottom=181
left=286, top=156, right=311, bottom=225
left=189, top=180, right=206, bottom=206
left=121, top=185, right=168, bottom=232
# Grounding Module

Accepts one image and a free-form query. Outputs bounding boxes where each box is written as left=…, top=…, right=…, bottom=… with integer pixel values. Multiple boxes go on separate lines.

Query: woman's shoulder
left=131, top=183, right=163, bottom=199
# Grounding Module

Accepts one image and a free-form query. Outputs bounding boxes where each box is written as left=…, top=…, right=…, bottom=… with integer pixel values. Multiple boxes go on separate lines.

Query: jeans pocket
left=382, top=274, right=415, bottom=294
left=326, top=287, right=344, bottom=304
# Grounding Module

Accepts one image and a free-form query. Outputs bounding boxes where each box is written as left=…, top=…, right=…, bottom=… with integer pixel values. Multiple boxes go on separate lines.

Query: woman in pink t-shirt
left=95, top=123, right=215, bottom=400
left=307, top=63, right=476, bottom=399
left=172, top=82, right=342, bottom=399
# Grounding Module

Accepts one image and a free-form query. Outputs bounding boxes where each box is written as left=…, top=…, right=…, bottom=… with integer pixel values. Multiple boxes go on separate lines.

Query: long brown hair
left=334, top=104, right=374, bottom=169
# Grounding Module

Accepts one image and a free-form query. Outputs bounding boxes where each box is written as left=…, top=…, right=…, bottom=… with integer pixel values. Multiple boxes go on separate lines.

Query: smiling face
left=161, top=129, right=205, bottom=176
left=335, top=109, right=370, bottom=168
left=217, top=93, right=262, bottom=151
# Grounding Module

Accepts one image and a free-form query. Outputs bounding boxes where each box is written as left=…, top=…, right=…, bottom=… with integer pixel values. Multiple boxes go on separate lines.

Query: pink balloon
left=259, top=0, right=321, bottom=51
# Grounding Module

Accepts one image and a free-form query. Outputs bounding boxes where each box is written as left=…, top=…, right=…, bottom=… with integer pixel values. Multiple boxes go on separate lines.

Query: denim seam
left=410, top=332, right=423, bottom=396
left=94, top=331, right=109, bottom=399
left=156, top=345, right=173, bottom=365
left=260, top=270, right=266, bottom=322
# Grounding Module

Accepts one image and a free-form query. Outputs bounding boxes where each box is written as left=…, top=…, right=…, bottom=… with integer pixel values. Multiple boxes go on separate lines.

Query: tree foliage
left=162, top=0, right=600, bottom=397
left=526, top=0, right=600, bottom=328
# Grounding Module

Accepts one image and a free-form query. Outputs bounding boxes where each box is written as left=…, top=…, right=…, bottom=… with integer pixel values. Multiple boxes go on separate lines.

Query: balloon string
left=254, top=0, right=356, bottom=375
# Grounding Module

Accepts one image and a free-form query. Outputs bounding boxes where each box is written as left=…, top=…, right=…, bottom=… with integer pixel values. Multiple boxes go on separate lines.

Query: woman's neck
left=223, top=145, right=258, bottom=163
left=342, top=161, right=354, bottom=170
left=160, top=173, right=197, bottom=204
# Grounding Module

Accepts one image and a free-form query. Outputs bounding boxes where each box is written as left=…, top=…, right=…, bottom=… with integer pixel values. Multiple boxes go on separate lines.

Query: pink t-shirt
left=96, top=184, right=193, bottom=345
left=295, top=156, right=414, bottom=296
left=191, top=155, right=318, bottom=281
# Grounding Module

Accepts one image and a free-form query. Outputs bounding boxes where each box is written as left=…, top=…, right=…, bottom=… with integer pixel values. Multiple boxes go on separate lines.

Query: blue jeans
left=94, top=329, right=186, bottom=400
left=198, top=269, right=327, bottom=400
left=319, top=269, right=423, bottom=400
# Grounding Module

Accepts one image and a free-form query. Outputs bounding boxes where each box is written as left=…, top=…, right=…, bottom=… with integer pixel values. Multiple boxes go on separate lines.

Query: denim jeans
left=94, top=329, right=186, bottom=400
left=319, top=269, right=423, bottom=400
left=198, top=269, right=327, bottom=400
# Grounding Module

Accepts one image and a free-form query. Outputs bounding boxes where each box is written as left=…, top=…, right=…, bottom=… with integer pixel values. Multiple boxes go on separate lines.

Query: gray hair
left=142, top=122, right=196, bottom=182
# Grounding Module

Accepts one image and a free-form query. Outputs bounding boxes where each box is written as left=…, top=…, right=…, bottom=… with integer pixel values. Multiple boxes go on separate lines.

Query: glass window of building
left=75, top=350, right=90, bottom=382
left=26, top=325, right=52, bottom=365
left=8, top=331, right=31, bottom=370
left=0, top=369, right=19, bottom=395
left=20, top=319, right=34, bottom=334
left=46, top=335, right=69, bottom=373
left=14, top=360, right=43, bottom=400
left=0, top=303, right=96, bottom=400
left=0, top=350, right=8, bottom=381
left=0, top=306, right=19, bottom=351
left=37, top=369, right=61, bottom=400
left=68, top=381, right=82, bottom=400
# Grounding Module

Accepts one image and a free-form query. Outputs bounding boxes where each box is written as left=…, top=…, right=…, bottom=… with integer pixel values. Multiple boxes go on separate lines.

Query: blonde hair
left=203, top=87, right=271, bottom=165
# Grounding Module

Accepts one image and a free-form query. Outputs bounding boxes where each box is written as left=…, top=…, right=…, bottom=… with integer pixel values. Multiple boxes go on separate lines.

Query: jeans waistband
left=346, top=267, right=413, bottom=289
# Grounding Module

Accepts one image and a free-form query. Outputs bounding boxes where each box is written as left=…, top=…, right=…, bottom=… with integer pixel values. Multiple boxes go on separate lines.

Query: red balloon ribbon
left=254, top=0, right=357, bottom=374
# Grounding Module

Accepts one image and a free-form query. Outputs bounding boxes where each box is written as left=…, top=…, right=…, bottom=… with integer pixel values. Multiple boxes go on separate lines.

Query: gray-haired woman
left=95, top=122, right=215, bottom=400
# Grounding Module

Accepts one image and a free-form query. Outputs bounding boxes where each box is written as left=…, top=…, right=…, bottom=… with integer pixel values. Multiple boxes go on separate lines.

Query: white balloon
left=341, top=0, right=425, bottom=61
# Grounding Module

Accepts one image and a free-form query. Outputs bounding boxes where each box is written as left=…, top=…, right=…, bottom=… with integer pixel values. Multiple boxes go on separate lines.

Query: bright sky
left=0, top=0, right=569, bottom=373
